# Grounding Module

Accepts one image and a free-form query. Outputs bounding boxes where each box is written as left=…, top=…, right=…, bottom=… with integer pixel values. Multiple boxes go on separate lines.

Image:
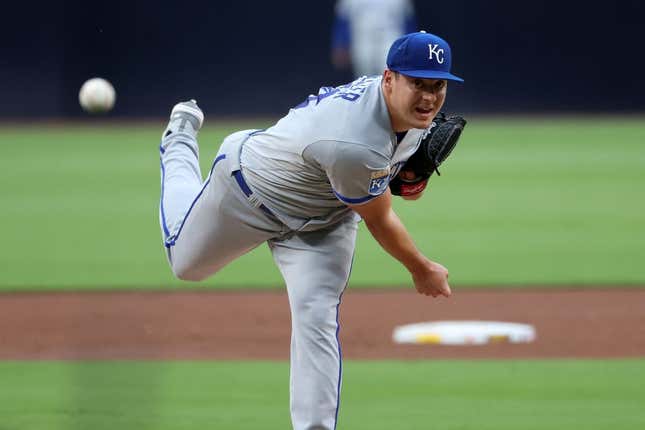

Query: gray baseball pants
left=159, top=130, right=357, bottom=430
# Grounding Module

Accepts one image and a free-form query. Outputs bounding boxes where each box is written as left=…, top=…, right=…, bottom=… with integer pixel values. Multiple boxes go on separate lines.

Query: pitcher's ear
left=383, top=69, right=394, bottom=88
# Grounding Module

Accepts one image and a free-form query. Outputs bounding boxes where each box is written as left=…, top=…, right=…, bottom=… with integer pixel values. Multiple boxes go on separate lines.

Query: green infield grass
left=0, top=359, right=643, bottom=430
left=0, top=117, right=643, bottom=289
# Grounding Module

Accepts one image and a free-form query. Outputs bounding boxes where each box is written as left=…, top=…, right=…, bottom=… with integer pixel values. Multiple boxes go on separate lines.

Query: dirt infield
left=1, top=288, right=644, bottom=360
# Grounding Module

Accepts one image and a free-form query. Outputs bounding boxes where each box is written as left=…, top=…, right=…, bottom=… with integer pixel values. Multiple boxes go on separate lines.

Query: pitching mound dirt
left=1, top=288, right=644, bottom=360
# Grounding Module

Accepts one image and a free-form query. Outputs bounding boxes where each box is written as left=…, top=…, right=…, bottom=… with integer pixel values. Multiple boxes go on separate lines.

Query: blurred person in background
left=331, top=0, right=417, bottom=77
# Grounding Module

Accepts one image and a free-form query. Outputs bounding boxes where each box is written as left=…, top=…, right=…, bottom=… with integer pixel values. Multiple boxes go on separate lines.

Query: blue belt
left=232, top=170, right=275, bottom=217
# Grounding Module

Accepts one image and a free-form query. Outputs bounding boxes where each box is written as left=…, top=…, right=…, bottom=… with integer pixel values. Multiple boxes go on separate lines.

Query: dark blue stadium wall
left=1, top=0, right=643, bottom=117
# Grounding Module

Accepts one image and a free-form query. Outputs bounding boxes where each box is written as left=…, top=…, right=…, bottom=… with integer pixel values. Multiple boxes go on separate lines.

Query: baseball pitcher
left=159, top=31, right=465, bottom=430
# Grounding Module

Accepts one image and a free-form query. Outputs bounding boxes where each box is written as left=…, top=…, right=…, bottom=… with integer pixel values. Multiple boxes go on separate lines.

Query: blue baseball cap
left=386, top=31, right=464, bottom=82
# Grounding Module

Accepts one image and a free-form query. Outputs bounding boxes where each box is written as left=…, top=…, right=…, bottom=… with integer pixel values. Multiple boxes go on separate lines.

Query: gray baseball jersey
left=241, top=75, right=424, bottom=230
left=159, top=76, right=428, bottom=430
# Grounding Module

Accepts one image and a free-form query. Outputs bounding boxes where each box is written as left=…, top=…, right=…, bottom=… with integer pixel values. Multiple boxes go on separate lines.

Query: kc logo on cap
left=386, top=31, right=463, bottom=82
left=428, top=43, right=445, bottom=64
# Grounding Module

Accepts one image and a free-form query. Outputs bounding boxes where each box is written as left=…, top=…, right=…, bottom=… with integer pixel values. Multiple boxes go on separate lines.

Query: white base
left=392, top=320, right=536, bottom=345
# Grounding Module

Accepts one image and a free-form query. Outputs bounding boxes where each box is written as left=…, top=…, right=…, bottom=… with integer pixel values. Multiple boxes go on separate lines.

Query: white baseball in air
left=79, top=77, right=116, bottom=113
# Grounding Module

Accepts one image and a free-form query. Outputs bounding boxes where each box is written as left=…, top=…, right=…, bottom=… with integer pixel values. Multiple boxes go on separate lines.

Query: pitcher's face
left=383, top=70, right=447, bottom=131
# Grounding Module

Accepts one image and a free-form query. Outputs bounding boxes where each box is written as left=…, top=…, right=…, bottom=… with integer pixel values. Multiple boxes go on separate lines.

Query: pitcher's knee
left=170, top=258, right=208, bottom=282
left=292, top=300, right=338, bottom=334
left=172, top=266, right=205, bottom=282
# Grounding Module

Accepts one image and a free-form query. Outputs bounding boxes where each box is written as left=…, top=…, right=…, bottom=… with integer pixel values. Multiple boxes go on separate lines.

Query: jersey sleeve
left=304, top=140, right=391, bottom=205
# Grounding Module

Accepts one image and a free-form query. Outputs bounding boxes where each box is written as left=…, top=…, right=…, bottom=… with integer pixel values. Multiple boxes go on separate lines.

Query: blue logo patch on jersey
left=368, top=168, right=391, bottom=196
